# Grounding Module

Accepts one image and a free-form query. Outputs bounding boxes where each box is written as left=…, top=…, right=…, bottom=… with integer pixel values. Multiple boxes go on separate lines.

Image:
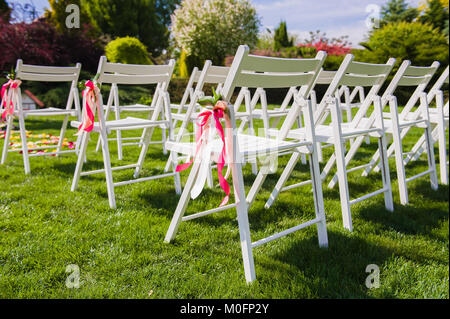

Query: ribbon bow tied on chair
left=77, top=80, right=101, bottom=135
left=176, top=100, right=232, bottom=207
left=1, top=79, right=22, bottom=121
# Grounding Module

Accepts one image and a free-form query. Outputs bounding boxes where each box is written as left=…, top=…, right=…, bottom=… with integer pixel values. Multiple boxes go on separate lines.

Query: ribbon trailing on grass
left=76, top=80, right=101, bottom=135
left=1, top=79, right=22, bottom=121
left=176, top=100, right=232, bottom=207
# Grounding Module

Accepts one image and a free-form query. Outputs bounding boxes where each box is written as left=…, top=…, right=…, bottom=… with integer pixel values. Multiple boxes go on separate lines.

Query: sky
left=19, top=0, right=422, bottom=47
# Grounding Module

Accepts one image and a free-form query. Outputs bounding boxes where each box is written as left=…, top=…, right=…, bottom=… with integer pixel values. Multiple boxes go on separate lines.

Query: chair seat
left=104, top=104, right=156, bottom=112
left=166, top=133, right=311, bottom=162
left=269, top=121, right=382, bottom=143
left=71, top=117, right=169, bottom=133
left=20, top=108, right=78, bottom=117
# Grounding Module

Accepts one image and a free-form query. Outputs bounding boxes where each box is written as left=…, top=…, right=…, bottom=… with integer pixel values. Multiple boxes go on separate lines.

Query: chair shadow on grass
left=357, top=181, right=449, bottom=239
left=260, top=231, right=392, bottom=298
left=14, top=118, right=67, bottom=132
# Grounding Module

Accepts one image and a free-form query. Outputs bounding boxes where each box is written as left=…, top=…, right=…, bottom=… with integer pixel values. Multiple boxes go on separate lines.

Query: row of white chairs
left=1, top=46, right=448, bottom=283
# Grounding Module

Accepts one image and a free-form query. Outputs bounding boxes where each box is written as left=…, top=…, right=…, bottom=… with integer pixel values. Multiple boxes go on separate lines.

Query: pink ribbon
left=77, top=80, right=99, bottom=135
left=177, top=101, right=231, bottom=206
left=1, top=79, right=22, bottom=121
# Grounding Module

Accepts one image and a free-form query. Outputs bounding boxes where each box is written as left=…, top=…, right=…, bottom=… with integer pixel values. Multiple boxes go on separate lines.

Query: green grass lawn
left=0, top=111, right=448, bottom=299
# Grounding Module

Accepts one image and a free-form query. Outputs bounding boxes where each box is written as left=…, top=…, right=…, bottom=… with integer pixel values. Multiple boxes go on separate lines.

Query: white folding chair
left=266, top=54, right=396, bottom=232
left=360, top=61, right=440, bottom=204
left=94, top=58, right=176, bottom=160
left=71, top=56, right=181, bottom=209
left=404, top=66, right=449, bottom=185
left=1, top=60, right=81, bottom=174
left=164, top=45, right=328, bottom=283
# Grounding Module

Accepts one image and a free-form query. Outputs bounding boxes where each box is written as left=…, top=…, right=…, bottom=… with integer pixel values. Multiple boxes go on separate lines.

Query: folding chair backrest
left=93, top=57, right=175, bottom=128
left=191, top=60, right=230, bottom=97
left=221, top=45, right=326, bottom=139
left=202, top=64, right=229, bottom=88
left=382, top=60, right=439, bottom=120
left=16, top=60, right=81, bottom=85
left=315, top=55, right=396, bottom=127
left=96, top=56, right=175, bottom=88
left=15, top=60, right=82, bottom=115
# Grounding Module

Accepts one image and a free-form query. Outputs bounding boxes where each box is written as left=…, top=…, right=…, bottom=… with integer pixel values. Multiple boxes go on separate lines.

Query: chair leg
left=164, top=152, right=174, bottom=173
left=134, top=127, right=156, bottom=178
left=246, top=170, right=268, bottom=206
left=1, top=116, right=13, bottom=165
left=378, top=135, right=394, bottom=212
left=317, top=142, right=323, bottom=163
left=231, top=160, right=256, bottom=283
left=162, top=127, right=167, bottom=155
left=296, top=113, right=307, bottom=165
left=172, top=152, right=182, bottom=195
left=206, top=163, right=214, bottom=188
left=437, top=121, right=448, bottom=185
left=405, top=134, right=427, bottom=165
left=71, top=131, right=90, bottom=192
left=392, top=127, right=408, bottom=205
left=18, top=115, right=30, bottom=174
left=425, top=124, right=439, bottom=190
left=265, top=152, right=301, bottom=209
left=56, top=114, right=69, bottom=156
left=308, top=151, right=328, bottom=247
left=328, top=135, right=368, bottom=189
left=165, top=160, right=201, bottom=242
left=334, top=137, right=353, bottom=231
left=96, top=105, right=111, bottom=153
left=100, top=130, right=116, bottom=209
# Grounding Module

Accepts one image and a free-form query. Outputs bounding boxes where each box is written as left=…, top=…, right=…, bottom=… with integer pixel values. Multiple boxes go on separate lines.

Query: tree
left=0, top=0, right=11, bottom=21
left=419, top=0, right=449, bottom=32
left=82, top=0, right=179, bottom=56
left=418, top=0, right=449, bottom=11
left=273, top=21, right=293, bottom=51
left=359, top=22, right=448, bottom=67
left=171, top=0, right=260, bottom=67
left=379, top=0, right=419, bottom=27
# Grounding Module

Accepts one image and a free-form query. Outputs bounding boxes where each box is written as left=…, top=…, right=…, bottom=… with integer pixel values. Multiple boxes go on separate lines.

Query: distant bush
left=105, top=37, right=152, bottom=65
left=358, top=22, right=449, bottom=68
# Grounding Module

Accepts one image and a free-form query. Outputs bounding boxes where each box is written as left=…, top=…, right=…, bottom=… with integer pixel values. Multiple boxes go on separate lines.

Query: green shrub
left=105, top=36, right=153, bottom=65
left=358, top=22, right=449, bottom=68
